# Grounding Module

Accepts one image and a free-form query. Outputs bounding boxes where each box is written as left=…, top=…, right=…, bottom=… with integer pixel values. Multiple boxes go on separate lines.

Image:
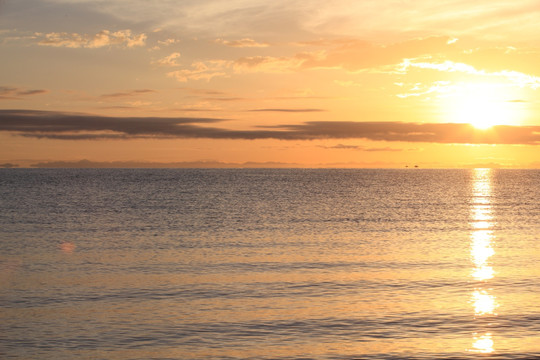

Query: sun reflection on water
left=472, top=266, right=494, bottom=282
left=472, top=290, right=497, bottom=315
left=472, top=333, right=494, bottom=353
left=469, top=168, right=497, bottom=353
left=470, top=230, right=495, bottom=280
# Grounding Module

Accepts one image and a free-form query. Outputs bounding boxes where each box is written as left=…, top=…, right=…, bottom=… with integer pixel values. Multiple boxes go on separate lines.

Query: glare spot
left=471, top=333, right=494, bottom=353
left=471, top=231, right=495, bottom=266
left=472, top=265, right=494, bottom=281
left=472, top=290, right=497, bottom=315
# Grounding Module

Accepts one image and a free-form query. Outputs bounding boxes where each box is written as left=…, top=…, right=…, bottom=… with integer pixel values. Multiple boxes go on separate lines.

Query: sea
left=1, top=168, right=540, bottom=359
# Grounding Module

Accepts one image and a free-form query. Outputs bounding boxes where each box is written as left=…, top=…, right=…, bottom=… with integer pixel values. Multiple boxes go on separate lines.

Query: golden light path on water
left=470, top=168, right=497, bottom=354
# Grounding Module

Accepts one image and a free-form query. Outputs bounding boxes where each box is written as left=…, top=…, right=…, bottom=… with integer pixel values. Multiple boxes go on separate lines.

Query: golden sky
left=2, top=0, right=540, bottom=168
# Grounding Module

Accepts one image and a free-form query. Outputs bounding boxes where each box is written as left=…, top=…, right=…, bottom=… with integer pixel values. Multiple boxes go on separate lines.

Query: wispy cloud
left=170, top=108, right=218, bottom=112
left=298, top=36, right=456, bottom=72
left=179, top=88, right=227, bottom=96
left=396, top=81, right=452, bottom=98
left=364, top=146, right=404, bottom=152
left=0, top=162, right=19, bottom=168
left=203, top=97, right=246, bottom=102
left=248, top=108, right=325, bottom=112
left=158, top=38, right=179, bottom=46
left=0, top=86, right=49, bottom=100
left=302, top=1, right=540, bottom=42
left=3, top=109, right=540, bottom=145
left=319, top=144, right=363, bottom=150
left=154, top=52, right=181, bottom=67
left=29, top=159, right=303, bottom=168
left=150, top=38, right=180, bottom=50
left=100, top=89, right=156, bottom=99
left=216, top=38, right=270, bottom=48
left=13, top=0, right=540, bottom=46
left=398, top=59, right=540, bottom=89
left=163, top=36, right=458, bottom=83
left=318, top=144, right=404, bottom=151
left=166, top=55, right=308, bottom=82
left=234, top=53, right=322, bottom=73
left=167, top=60, right=230, bottom=82
left=35, top=30, right=147, bottom=48
left=166, top=52, right=324, bottom=82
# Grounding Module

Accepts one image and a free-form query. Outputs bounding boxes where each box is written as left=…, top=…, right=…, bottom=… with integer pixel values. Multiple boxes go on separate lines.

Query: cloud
left=100, top=89, right=156, bottom=99
left=164, top=36, right=454, bottom=82
left=170, top=108, right=218, bottom=112
left=234, top=52, right=322, bottom=73
left=249, top=108, right=325, bottom=112
left=158, top=38, right=179, bottom=46
left=166, top=52, right=323, bottom=82
left=151, top=38, right=180, bottom=50
left=28, top=159, right=303, bottom=168
left=19, top=89, right=48, bottom=96
left=167, top=60, right=230, bottom=82
left=396, top=81, right=452, bottom=98
left=166, top=55, right=309, bottom=82
left=173, top=36, right=455, bottom=80
left=27, top=159, right=411, bottom=169
left=298, top=36, right=456, bottom=72
left=154, top=52, right=181, bottom=67
left=301, top=1, right=540, bottom=43
left=179, top=87, right=227, bottom=96
left=3, top=109, right=540, bottom=145
left=320, top=144, right=362, bottom=150
left=318, top=144, right=404, bottom=151
left=10, top=0, right=540, bottom=46
left=203, top=97, right=246, bottom=102
left=0, top=109, right=224, bottom=140
left=0, top=163, right=19, bottom=168
left=176, top=88, right=243, bottom=102
left=0, top=86, right=49, bottom=100
left=35, top=29, right=147, bottom=48
left=364, top=146, right=404, bottom=152
left=398, top=59, right=540, bottom=89
left=216, top=38, right=270, bottom=48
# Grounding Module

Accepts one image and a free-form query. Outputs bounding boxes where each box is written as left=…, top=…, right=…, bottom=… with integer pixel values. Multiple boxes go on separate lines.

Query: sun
left=445, top=82, right=523, bottom=129
left=454, top=94, right=510, bottom=129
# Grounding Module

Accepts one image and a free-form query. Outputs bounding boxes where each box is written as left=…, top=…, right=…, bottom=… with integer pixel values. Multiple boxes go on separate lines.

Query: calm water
left=1, top=168, right=540, bottom=359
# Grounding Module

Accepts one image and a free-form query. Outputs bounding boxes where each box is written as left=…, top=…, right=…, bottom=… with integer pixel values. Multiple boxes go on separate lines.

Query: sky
left=2, top=0, right=540, bottom=168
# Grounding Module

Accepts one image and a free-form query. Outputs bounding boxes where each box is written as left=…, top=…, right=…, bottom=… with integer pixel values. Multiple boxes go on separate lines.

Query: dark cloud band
left=1, top=109, right=540, bottom=144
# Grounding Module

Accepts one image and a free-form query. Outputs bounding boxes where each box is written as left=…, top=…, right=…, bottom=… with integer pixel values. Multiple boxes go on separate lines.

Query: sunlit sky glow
left=2, top=0, right=540, bottom=168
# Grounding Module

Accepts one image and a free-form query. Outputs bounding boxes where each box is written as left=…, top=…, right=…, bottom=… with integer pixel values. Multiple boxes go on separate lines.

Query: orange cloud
left=167, top=60, right=230, bottom=82
left=216, top=38, right=270, bottom=48
left=163, top=36, right=462, bottom=82
left=36, top=29, right=147, bottom=48
left=234, top=53, right=322, bottom=73
left=158, top=38, right=179, bottom=46
left=154, top=52, right=181, bottom=67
